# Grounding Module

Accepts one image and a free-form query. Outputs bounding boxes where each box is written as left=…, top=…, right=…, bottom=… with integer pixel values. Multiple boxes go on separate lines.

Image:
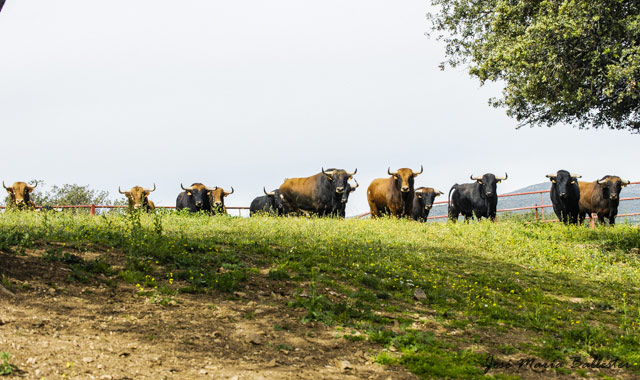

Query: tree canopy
left=428, top=0, right=640, bottom=131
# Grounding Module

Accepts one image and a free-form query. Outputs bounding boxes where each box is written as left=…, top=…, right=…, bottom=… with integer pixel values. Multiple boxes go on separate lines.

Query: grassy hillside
left=2, top=211, right=640, bottom=378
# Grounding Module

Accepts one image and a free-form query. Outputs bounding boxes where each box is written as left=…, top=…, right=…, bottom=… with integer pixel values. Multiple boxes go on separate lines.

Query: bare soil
left=0, top=248, right=419, bottom=380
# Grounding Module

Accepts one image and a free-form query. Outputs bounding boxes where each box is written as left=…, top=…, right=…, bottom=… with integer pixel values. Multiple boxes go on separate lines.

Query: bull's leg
left=597, top=213, right=606, bottom=225
left=448, top=206, right=458, bottom=223
left=569, top=212, right=578, bottom=225
left=578, top=212, right=586, bottom=225
left=368, top=200, right=379, bottom=219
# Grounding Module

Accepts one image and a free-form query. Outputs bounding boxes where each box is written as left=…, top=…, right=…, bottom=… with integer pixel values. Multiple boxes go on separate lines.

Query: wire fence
left=2, top=182, right=639, bottom=226
left=352, top=181, right=640, bottom=226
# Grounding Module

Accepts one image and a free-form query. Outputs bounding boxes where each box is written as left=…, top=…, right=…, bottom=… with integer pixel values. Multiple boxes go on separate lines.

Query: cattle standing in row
left=250, top=188, right=286, bottom=216
left=448, top=173, right=507, bottom=222
left=176, top=183, right=218, bottom=214
left=412, top=187, right=443, bottom=222
left=578, top=175, right=629, bottom=225
left=546, top=170, right=581, bottom=224
left=208, top=187, right=234, bottom=215
left=367, top=166, right=423, bottom=218
left=3, top=181, right=37, bottom=210
left=119, top=184, right=156, bottom=211
left=279, top=168, right=357, bottom=216
left=333, top=179, right=359, bottom=218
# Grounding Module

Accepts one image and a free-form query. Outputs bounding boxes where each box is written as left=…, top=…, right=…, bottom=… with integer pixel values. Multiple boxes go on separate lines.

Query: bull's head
left=264, top=187, right=285, bottom=211
left=322, top=167, right=357, bottom=194
left=341, top=179, right=359, bottom=203
left=415, top=187, right=443, bottom=211
left=210, top=187, right=234, bottom=210
left=119, top=184, right=155, bottom=209
left=388, top=165, right=423, bottom=193
left=470, top=173, right=507, bottom=198
left=597, top=176, right=630, bottom=200
left=546, top=170, right=580, bottom=199
left=181, top=183, right=217, bottom=209
left=3, top=181, right=36, bottom=207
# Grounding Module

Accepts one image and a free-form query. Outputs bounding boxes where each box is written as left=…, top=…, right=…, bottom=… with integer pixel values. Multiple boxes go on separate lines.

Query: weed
left=0, top=352, right=16, bottom=376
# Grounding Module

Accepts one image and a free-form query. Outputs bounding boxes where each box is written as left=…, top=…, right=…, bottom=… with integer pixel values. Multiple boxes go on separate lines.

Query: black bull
left=250, top=188, right=286, bottom=216
left=448, top=173, right=507, bottom=222
left=176, top=183, right=217, bottom=213
left=546, top=170, right=581, bottom=224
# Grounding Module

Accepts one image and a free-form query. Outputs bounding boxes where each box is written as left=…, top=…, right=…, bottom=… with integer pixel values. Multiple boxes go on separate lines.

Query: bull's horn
left=388, top=167, right=398, bottom=176
left=224, top=187, right=234, bottom=196
left=181, top=183, right=193, bottom=191
left=597, top=178, right=607, bottom=184
left=205, top=185, right=218, bottom=191
left=570, top=173, right=582, bottom=178
left=2, top=181, right=9, bottom=190
left=414, top=165, right=423, bottom=175
left=545, top=174, right=557, bottom=179
left=118, top=186, right=127, bottom=194
left=436, top=190, right=444, bottom=196
left=496, top=172, right=508, bottom=181
left=145, top=183, right=156, bottom=192
left=623, top=179, right=631, bottom=185
left=346, top=168, right=357, bottom=176
left=350, top=179, right=359, bottom=190
left=264, top=187, right=275, bottom=196
left=470, top=174, right=482, bottom=181
left=29, top=181, right=37, bottom=189
left=322, top=167, right=336, bottom=176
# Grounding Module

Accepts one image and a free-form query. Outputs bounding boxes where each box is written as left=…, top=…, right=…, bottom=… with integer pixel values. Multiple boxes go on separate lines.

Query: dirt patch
left=0, top=249, right=418, bottom=380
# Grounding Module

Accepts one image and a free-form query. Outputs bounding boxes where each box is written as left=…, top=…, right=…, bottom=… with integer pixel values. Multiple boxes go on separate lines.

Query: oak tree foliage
left=428, top=0, right=640, bottom=131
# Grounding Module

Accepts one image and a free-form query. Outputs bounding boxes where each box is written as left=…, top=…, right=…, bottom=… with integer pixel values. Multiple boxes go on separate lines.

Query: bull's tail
left=448, top=184, right=457, bottom=218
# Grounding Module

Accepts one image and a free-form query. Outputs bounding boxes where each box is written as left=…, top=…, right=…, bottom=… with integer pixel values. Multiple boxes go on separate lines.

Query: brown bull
left=367, top=166, right=423, bottom=218
left=279, top=168, right=357, bottom=216
left=3, top=181, right=37, bottom=210
left=578, top=175, right=630, bottom=225
left=209, top=187, right=234, bottom=215
left=119, top=184, right=156, bottom=211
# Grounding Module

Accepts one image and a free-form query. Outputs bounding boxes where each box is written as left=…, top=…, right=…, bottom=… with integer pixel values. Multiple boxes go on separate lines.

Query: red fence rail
left=2, top=182, right=639, bottom=225
left=0, top=205, right=250, bottom=217
left=352, top=181, right=640, bottom=226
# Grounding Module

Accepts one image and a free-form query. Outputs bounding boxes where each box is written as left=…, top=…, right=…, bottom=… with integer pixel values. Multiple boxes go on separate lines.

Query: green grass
left=1, top=210, right=640, bottom=378
left=0, top=352, right=16, bottom=376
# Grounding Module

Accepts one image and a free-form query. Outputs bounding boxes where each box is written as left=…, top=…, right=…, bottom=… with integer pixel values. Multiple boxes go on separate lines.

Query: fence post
left=590, top=213, right=595, bottom=229
left=90, top=204, right=96, bottom=216
left=534, top=204, right=539, bottom=221
left=539, top=192, right=544, bottom=221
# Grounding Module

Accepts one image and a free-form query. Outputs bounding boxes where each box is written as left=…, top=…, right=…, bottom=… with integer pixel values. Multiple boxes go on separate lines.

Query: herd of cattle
left=1, top=168, right=632, bottom=225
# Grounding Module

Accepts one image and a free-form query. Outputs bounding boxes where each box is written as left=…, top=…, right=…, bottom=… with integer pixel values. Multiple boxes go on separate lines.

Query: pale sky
left=1, top=0, right=638, bottom=216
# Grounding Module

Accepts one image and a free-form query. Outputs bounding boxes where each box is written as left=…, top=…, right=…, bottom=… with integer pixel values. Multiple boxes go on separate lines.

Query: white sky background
left=1, top=0, right=638, bottom=216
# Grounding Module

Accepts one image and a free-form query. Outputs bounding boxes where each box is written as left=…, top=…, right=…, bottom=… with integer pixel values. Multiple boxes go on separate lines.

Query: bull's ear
left=436, top=191, right=443, bottom=197
left=477, top=180, right=483, bottom=184
left=497, top=180, right=502, bottom=184
left=187, top=192, right=192, bottom=196
left=570, top=180, right=576, bottom=184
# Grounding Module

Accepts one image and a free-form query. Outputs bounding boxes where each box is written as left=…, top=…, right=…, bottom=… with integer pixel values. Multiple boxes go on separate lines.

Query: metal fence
left=0, top=204, right=250, bottom=217
left=352, top=181, right=640, bottom=226
left=2, top=182, right=639, bottom=226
